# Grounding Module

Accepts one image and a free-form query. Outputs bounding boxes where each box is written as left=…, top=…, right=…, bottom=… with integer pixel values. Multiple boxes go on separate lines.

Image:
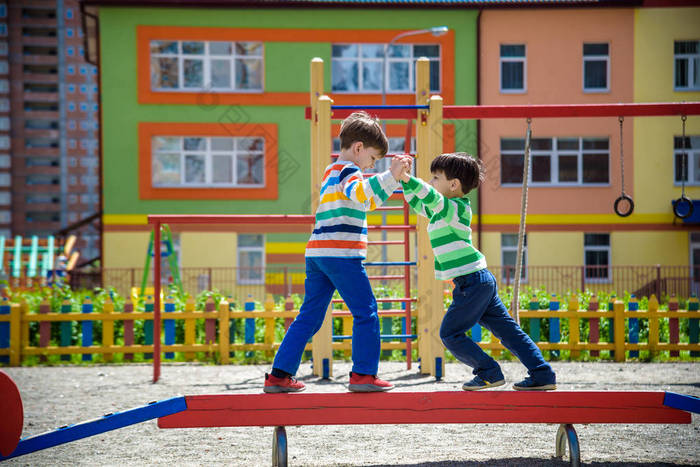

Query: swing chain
left=619, top=116, right=625, bottom=195
left=681, top=115, right=687, bottom=197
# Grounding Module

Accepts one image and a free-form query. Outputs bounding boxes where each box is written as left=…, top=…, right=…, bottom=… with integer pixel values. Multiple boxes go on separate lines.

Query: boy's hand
left=391, top=155, right=412, bottom=182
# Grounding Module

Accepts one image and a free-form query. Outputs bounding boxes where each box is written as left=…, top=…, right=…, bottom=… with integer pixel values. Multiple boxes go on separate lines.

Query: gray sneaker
left=462, top=375, right=506, bottom=391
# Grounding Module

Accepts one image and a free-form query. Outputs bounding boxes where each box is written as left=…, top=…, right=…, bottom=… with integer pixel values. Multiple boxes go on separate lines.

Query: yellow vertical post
left=9, top=303, right=21, bottom=366
left=647, top=294, right=659, bottom=359
left=264, top=294, right=275, bottom=358
left=20, top=300, right=29, bottom=351
left=311, top=95, right=334, bottom=379
left=219, top=299, right=230, bottom=365
left=184, top=297, right=195, bottom=361
left=342, top=303, right=352, bottom=358
left=568, top=295, right=580, bottom=359
left=614, top=300, right=626, bottom=362
left=310, top=58, right=324, bottom=204
left=415, top=92, right=446, bottom=378
left=103, top=298, right=114, bottom=362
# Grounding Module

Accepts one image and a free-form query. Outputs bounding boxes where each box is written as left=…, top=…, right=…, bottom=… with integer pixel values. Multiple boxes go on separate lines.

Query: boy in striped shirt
left=400, top=152, right=556, bottom=391
left=265, top=112, right=412, bottom=393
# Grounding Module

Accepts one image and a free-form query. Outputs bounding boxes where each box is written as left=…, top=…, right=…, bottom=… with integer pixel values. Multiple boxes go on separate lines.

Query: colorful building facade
left=478, top=5, right=700, bottom=294
left=87, top=2, right=478, bottom=297
left=85, top=0, right=699, bottom=298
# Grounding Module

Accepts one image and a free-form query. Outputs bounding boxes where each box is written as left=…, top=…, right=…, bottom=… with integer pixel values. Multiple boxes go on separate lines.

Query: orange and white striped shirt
left=306, top=160, right=399, bottom=258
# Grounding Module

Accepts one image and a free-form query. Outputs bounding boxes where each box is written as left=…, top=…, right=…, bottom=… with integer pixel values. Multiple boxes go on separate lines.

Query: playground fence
left=76, top=265, right=699, bottom=302
left=1, top=293, right=698, bottom=366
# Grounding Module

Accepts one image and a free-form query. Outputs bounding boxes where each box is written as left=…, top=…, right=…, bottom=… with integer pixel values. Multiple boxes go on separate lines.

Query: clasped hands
left=390, top=155, right=413, bottom=183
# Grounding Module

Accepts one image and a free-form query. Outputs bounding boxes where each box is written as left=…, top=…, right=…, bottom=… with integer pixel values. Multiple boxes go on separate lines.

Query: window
left=583, top=43, right=609, bottom=92
left=691, top=233, right=700, bottom=294
left=0, top=116, right=8, bottom=130
left=584, top=233, right=610, bottom=282
left=500, top=137, right=609, bottom=186
left=500, top=44, right=526, bottom=93
left=67, top=47, right=74, bottom=56
left=674, top=135, right=700, bottom=186
left=501, top=233, right=527, bottom=282
left=0, top=135, right=8, bottom=149
left=237, top=234, right=264, bottom=284
left=331, top=43, right=440, bottom=93
left=0, top=154, right=9, bottom=168
left=152, top=135, right=264, bottom=187
left=66, top=8, right=73, bottom=19
left=0, top=191, right=10, bottom=205
left=150, top=40, right=263, bottom=92
left=674, top=40, right=700, bottom=91
left=0, top=25, right=6, bottom=37
left=0, top=42, right=6, bottom=56
left=0, top=98, right=7, bottom=111
left=67, top=65, right=74, bottom=74
left=0, top=5, right=6, bottom=18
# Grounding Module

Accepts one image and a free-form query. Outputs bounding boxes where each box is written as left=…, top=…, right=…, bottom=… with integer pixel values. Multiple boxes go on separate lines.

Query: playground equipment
left=0, top=235, right=77, bottom=289
left=141, top=224, right=182, bottom=296
left=140, top=58, right=700, bottom=383
left=1, top=370, right=698, bottom=466
left=673, top=115, right=694, bottom=219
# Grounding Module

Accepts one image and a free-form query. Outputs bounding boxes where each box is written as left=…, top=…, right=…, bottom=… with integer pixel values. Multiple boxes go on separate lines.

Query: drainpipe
left=476, top=9, right=482, bottom=251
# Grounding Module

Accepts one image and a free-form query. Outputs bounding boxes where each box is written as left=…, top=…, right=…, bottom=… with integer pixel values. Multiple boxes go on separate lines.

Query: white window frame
left=584, top=233, right=611, bottom=283
left=237, top=234, right=265, bottom=285
left=501, top=137, right=610, bottom=187
left=499, top=44, right=526, bottom=94
left=501, top=233, right=527, bottom=283
left=150, top=40, right=264, bottom=93
left=674, top=135, right=700, bottom=186
left=690, top=232, right=700, bottom=295
left=674, top=40, right=700, bottom=91
left=331, top=43, right=441, bottom=94
left=582, top=42, right=610, bottom=93
left=152, top=135, right=265, bottom=188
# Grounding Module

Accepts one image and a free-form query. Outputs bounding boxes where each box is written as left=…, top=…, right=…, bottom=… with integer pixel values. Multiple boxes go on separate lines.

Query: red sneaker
left=263, top=373, right=306, bottom=393
left=348, top=372, right=394, bottom=392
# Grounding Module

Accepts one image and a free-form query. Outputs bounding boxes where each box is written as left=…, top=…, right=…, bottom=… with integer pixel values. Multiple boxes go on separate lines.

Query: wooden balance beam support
left=158, top=391, right=691, bottom=467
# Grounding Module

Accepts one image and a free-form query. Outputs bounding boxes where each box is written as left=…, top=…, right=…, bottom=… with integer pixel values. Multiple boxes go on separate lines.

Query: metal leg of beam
left=272, top=426, right=287, bottom=467
left=555, top=424, right=580, bottom=467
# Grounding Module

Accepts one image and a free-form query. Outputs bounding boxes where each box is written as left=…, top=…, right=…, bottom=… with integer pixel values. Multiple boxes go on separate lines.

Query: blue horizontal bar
left=364, top=261, right=416, bottom=266
left=663, top=391, right=700, bottom=414
left=331, top=105, right=429, bottom=110
left=0, top=397, right=187, bottom=460
left=333, top=334, right=417, bottom=341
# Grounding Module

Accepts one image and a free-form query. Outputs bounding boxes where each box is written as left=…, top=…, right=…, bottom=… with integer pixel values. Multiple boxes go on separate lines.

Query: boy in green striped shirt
left=400, top=152, right=556, bottom=391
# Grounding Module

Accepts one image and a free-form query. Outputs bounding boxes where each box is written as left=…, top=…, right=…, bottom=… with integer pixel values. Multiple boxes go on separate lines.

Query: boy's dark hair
left=339, top=111, right=389, bottom=156
left=430, top=152, right=485, bottom=194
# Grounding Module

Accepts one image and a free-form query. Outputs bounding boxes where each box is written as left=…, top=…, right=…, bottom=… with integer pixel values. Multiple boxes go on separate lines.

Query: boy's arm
left=342, top=169, right=400, bottom=211
left=401, top=176, right=463, bottom=224
left=402, top=184, right=435, bottom=219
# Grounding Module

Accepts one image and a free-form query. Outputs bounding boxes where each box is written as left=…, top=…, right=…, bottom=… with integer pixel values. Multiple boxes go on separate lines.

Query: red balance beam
left=158, top=391, right=689, bottom=428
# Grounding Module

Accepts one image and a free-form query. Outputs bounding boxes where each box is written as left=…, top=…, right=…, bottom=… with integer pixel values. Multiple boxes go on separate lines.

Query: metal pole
left=153, top=222, right=161, bottom=383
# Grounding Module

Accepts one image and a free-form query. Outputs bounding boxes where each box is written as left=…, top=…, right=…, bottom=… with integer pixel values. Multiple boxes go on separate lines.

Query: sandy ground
left=2, top=361, right=699, bottom=466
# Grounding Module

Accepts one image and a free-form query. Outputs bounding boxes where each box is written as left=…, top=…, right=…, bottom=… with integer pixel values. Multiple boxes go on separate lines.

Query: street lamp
left=381, top=26, right=449, bottom=106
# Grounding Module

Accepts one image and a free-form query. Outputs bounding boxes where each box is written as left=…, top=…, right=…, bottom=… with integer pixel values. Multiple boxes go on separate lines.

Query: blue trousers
left=272, top=257, right=380, bottom=376
left=440, top=269, right=555, bottom=384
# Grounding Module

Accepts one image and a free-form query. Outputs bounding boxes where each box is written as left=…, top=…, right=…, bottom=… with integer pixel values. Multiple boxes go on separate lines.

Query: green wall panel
left=99, top=6, right=478, bottom=216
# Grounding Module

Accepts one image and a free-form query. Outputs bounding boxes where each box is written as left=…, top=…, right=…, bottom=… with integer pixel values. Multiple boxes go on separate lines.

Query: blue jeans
left=440, top=269, right=555, bottom=384
left=272, top=257, right=380, bottom=376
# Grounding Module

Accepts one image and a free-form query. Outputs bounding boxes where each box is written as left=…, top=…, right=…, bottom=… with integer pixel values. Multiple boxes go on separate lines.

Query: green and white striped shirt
left=401, top=176, right=487, bottom=280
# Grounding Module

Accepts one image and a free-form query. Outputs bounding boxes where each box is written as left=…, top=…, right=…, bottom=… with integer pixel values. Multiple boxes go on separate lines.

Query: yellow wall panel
left=612, top=231, right=688, bottom=265
left=104, top=232, right=150, bottom=268
left=634, top=8, right=700, bottom=102
left=180, top=232, right=237, bottom=268
left=529, top=233, right=582, bottom=266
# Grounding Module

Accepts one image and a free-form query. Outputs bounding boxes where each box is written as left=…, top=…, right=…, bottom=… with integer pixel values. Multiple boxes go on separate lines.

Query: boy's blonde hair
left=339, top=111, right=388, bottom=156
